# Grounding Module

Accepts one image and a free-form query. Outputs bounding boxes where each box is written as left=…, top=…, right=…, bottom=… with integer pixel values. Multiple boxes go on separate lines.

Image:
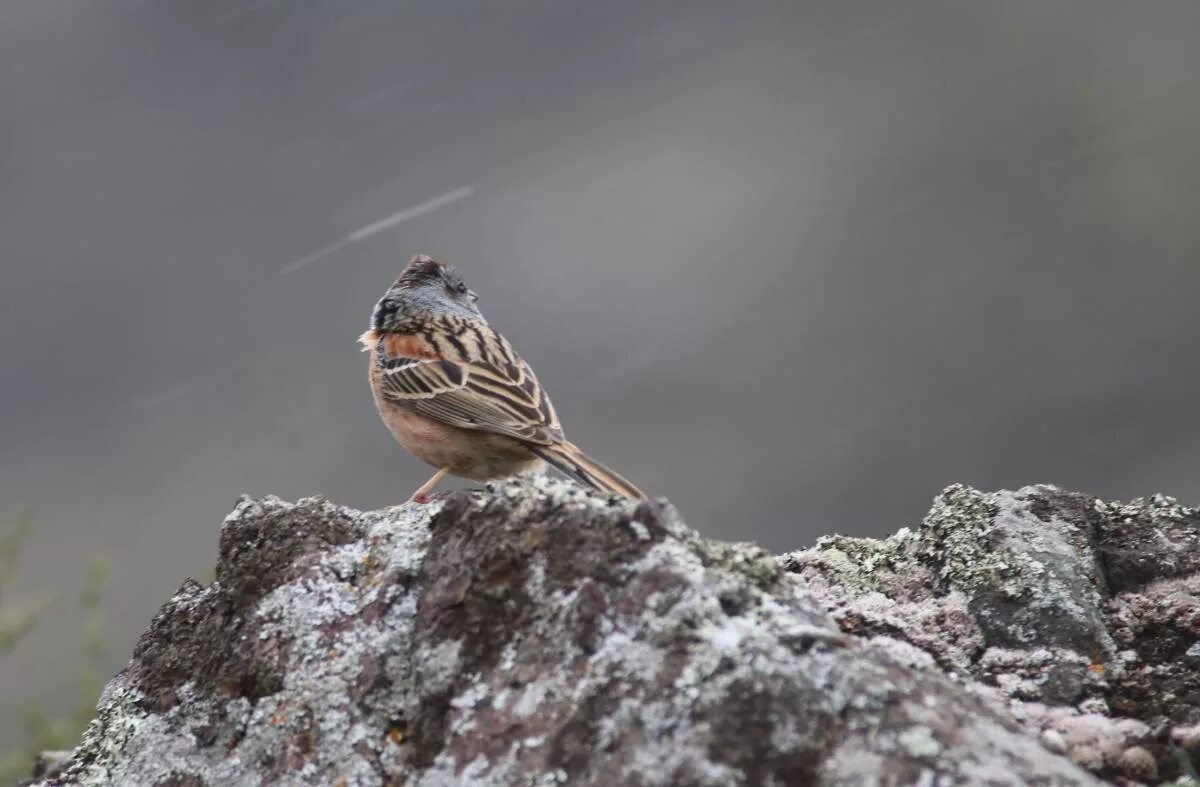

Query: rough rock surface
left=33, top=479, right=1200, bottom=786
left=785, top=484, right=1200, bottom=785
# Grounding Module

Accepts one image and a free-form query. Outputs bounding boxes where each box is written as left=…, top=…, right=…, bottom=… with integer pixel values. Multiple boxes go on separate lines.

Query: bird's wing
left=373, top=322, right=563, bottom=446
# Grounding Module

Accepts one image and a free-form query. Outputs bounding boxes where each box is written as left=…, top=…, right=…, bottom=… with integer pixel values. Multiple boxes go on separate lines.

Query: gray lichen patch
left=1094, top=494, right=1200, bottom=592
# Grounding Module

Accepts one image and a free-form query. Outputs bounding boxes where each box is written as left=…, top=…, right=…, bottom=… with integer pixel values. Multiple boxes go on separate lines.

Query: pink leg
left=409, top=468, right=449, bottom=504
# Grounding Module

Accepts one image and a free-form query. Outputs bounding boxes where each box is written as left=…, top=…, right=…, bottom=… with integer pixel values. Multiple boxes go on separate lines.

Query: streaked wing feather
left=377, top=344, right=562, bottom=445
left=379, top=357, right=463, bottom=398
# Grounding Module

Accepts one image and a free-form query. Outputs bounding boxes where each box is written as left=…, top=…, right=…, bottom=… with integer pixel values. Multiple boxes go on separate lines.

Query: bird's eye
left=455, top=282, right=468, bottom=295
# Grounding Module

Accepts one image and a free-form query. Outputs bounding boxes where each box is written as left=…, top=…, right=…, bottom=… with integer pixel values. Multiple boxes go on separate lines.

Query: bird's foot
left=409, top=490, right=450, bottom=505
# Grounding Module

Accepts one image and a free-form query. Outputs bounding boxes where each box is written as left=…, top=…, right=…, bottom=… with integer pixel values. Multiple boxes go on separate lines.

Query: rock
left=34, top=480, right=1200, bottom=785
left=1116, top=746, right=1158, bottom=781
left=786, top=483, right=1200, bottom=784
left=28, top=751, right=72, bottom=781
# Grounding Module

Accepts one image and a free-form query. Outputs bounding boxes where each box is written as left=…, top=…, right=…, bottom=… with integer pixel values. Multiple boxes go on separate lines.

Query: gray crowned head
left=371, top=254, right=482, bottom=331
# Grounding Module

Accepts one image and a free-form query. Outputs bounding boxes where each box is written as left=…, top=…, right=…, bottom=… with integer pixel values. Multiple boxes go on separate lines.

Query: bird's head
left=360, top=255, right=482, bottom=349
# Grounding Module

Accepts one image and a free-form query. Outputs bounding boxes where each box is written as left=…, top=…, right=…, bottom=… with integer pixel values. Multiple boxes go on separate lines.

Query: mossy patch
left=693, top=538, right=781, bottom=591
left=916, top=484, right=1011, bottom=593
left=807, top=532, right=913, bottom=593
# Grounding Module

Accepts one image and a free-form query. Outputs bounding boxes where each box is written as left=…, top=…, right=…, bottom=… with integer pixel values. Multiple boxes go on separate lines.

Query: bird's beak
left=467, top=289, right=479, bottom=302
left=358, top=329, right=379, bottom=351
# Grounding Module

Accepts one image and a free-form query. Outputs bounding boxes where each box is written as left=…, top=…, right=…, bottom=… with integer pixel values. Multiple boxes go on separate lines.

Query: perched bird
left=360, top=255, right=646, bottom=503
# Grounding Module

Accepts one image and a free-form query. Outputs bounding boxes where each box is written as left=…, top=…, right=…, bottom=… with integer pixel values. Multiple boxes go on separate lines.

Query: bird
left=359, top=254, right=646, bottom=503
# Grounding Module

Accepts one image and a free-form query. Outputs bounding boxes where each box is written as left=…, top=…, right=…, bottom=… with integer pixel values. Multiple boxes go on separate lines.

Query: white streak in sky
left=279, top=186, right=475, bottom=275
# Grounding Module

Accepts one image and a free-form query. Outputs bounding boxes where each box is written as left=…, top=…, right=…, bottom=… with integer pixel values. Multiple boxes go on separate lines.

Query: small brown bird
left=360, top=255, right=646, bottom=503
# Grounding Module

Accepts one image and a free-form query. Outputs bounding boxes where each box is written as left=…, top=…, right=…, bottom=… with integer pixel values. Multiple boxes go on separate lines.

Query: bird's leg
left=409, top=467, right=449, bottom=504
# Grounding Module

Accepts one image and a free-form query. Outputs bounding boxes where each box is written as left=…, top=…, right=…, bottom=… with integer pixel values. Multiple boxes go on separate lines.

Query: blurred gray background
left=2, top=0, right=1199, bottom=747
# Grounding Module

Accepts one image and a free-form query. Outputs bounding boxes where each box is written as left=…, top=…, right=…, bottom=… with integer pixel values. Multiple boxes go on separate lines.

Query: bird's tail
left=531, top=441, right=646, bottom=501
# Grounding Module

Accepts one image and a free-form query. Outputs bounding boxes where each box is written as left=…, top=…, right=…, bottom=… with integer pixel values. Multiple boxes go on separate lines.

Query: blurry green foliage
left=0, top=514, right=51, bottom=655
left=0, top=514, right=108, bottom=783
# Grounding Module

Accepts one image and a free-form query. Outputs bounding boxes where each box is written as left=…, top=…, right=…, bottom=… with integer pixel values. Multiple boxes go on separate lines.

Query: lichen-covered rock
left=38, top=478, right=1116, bottom=787
left=786, top=484, right=1200, bottom=784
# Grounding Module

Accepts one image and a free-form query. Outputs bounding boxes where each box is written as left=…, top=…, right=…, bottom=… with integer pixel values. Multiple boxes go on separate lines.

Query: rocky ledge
left=33, top=480, right=1200, bottom=786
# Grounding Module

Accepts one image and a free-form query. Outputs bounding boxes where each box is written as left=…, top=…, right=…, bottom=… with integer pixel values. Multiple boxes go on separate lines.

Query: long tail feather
left=531, top=441, right=646, bottom=501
